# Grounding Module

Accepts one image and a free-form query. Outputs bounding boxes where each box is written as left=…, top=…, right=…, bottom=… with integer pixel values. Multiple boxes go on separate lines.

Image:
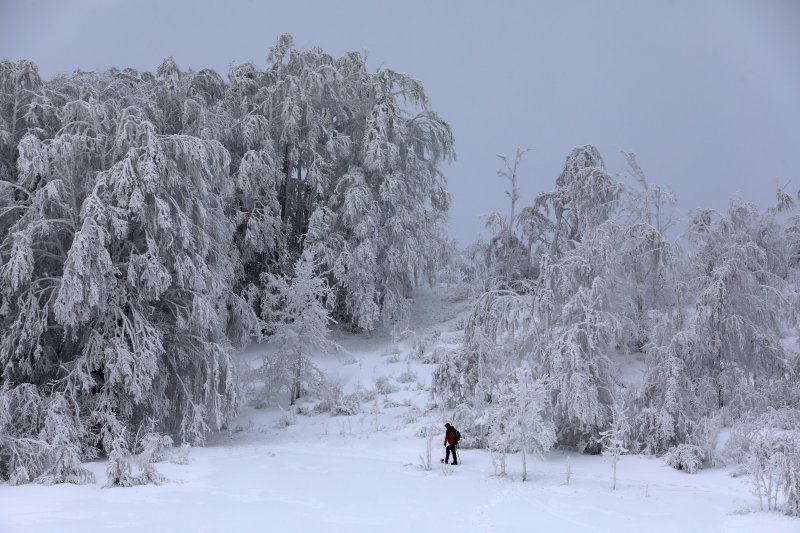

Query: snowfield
left=1, top=287, right=796, bottom=533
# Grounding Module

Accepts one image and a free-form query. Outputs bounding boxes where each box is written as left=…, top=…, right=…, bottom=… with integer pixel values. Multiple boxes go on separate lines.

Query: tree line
left=433, top=146, right=800, bottom=512
left=0, top=35, right=453, bottom=484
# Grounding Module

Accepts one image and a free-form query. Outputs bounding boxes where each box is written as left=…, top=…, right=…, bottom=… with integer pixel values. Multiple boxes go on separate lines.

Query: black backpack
left=454, top=428, right=461, bottom=443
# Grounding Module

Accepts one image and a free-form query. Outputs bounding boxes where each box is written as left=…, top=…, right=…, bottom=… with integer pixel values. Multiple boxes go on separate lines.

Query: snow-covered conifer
left=258, top=250, right=337, bottom=405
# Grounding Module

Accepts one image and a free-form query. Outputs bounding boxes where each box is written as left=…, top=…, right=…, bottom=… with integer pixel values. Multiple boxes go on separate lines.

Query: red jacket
left=444, top=426, right=457, bottom=445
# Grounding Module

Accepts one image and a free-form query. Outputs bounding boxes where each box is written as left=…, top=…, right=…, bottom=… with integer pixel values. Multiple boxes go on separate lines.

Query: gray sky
left=1, top=0, right=799, bottom=244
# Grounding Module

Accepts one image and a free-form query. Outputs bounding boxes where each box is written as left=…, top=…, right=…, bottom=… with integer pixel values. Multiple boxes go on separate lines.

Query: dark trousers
left=445, top=443, right=458, bottom=464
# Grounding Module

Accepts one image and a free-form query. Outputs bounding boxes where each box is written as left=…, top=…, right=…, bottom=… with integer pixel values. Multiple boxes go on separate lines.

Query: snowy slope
left=0, top=286, right=797, bottom=533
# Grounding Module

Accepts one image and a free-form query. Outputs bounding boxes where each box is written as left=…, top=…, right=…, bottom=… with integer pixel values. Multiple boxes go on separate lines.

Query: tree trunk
left=280, top=144, right=292, bottom=225
left=526, top=240, right=533, bottom=277
left=10, top=73, right=20, bottom=145
left=290, top=346, right=302, bottom=405
left=612, top=458, right=617, bottom=490
left=521, top=447, right=527, bottom=482
left=293, top=158, right=303, bottom=247
left=714, top=331, right=724, bottom=409
left=550, top=204, right=564, bottom=257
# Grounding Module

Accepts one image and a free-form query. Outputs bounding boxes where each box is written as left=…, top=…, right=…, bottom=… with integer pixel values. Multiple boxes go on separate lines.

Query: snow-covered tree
left=530, top=145, right=622, bottom=259
left=684, top=201, right=791, bottom=412
left=487, top=367, right=556, bottom=481
left=0, top=60, right=46, bottom=182
left=636, top=309, right=697, bottom=454
left=258, top=251, right=337, bottom=405
left=442, top=146, right=625, bottom=449
left=533, top=221, right=626, bottom=445
left=617, top=152, right=678, bottom=351
left=301, top=50, right=454, bottom=330
left=218, top=35, right=455, bottom=331
left=482, top=148, right=531, bottom=280
left=599, top=402, right=630, bottom=490
left=0, top=71, right=239, bottom=481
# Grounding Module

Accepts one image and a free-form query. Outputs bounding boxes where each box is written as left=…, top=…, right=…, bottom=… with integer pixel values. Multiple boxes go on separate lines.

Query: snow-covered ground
left=1, top=287, right=797, bottom=533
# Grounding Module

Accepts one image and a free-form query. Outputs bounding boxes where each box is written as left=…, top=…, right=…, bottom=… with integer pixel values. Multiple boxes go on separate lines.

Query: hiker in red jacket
left=443, top=423, right=459, bottom=465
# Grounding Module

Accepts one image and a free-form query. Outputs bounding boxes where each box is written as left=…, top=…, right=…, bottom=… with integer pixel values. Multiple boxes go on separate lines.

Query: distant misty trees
left=0, top=36, right=453, bottom=484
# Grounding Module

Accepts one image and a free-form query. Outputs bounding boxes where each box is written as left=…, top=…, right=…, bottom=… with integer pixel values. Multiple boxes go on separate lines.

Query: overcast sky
left=1, top=0, right=799, bottom=244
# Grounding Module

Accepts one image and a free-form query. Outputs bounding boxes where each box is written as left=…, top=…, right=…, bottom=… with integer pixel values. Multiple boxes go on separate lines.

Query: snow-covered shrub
left=134, top=432, right=174, bottom=462
left=409, top=330, right=443, bottom=363
left=721, top=425, right=755, bottom=467
left=368, top=397, right=382, bottom=430
left=354, top=385, right=377, bottom=403
left=402, top=406, right=421, bottom=424
left=134, top=435, right=168, bottom=486
left=397, top=366, right=418, bottom=384
left=409, top=342, right=426, bottom=361
left=332, top=393, right=362, bottom=416
left=374, top=376, right=399, bottom=395
left=172, top=444, right=191, bottom=466
left=689, top=415, right=723, bottom=467
left=314, top=380, right=362, bottom=416
left=414, top=425, right=430, bottom=438
left=434, top=264, right=471, bottom=300
left=748, top=431, right=785, bottom=511
left=105, top=443, right=135, bottom=488
left=664, top=444, right=706, bottom=474
left=436, top=264, right=466, bottom=285
left=490, top=451, right=507, bottom=477
left=36, top=444, right=96, bottom=486
left=741, top=429, right=800, bottom=515
left=314, top=381, right=343, bottom=414
left=414, top=344, right=445, bottom=365
left=274, top=407, right=298, bottom=428
left=721, top=408, right=800, bottom=467
left=419, top=425, right=435, bottom=471
left=104, top=434, right=173, bottom=488
left=338, top=419, right=354, bottom=436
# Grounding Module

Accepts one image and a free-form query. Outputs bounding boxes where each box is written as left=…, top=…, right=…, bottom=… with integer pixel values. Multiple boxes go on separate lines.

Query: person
left=443, top=423, right=459, bottom=465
